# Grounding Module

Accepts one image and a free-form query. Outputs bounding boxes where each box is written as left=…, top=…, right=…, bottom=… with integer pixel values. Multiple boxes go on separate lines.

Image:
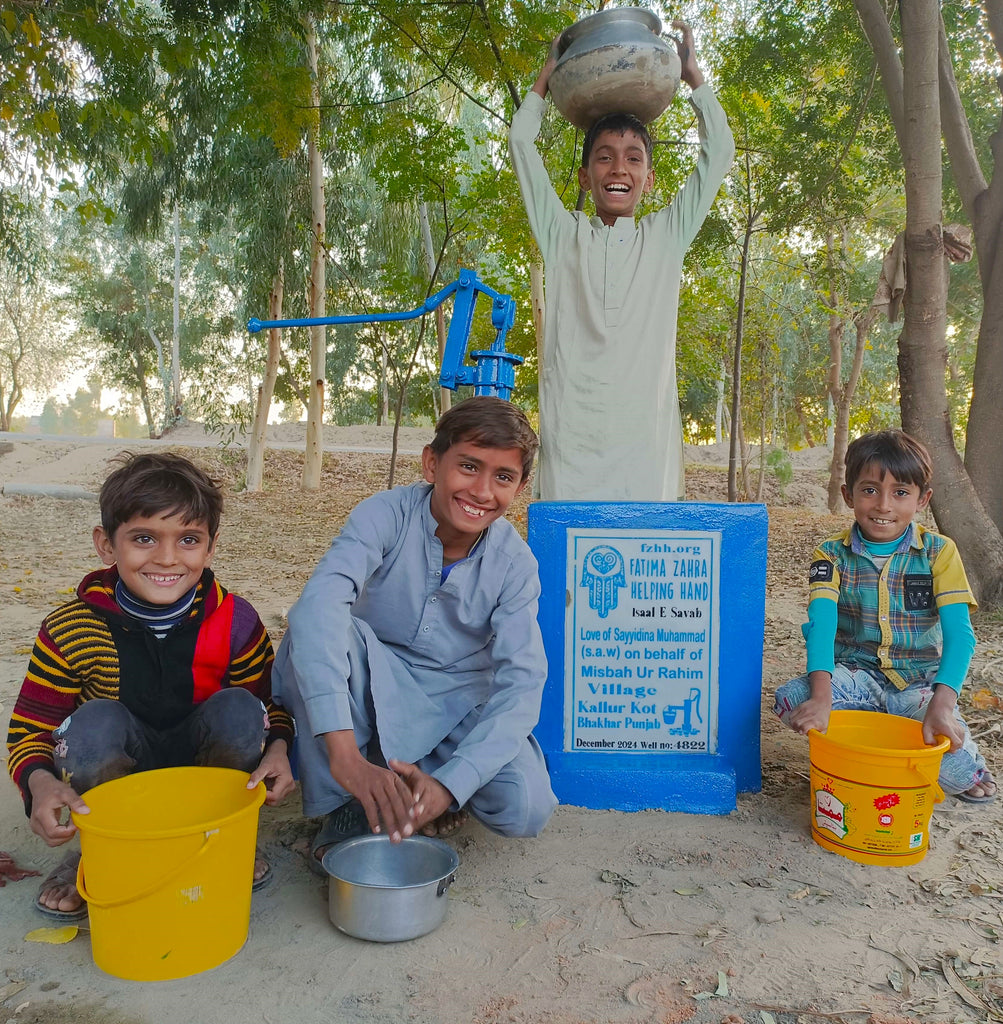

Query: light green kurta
left=509, top=85, right=734, bottom=501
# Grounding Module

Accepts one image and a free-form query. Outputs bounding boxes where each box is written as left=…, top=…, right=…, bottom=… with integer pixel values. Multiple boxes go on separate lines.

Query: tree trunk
left=171, top=201, right=182, bottom=427
left=246, top=260, right=284, bottom=492
left=896, top=0, right=1003, bottom=603
left=827, top=307, right=875, bottom=511
left=965, top=250, right=1003, bottom=532
left=530, top=260, right=545, bottom=409
left=418, top=201, right=449, bottom=415
left=728, top=214, right=752, bottom=502
left=303, top=16, right=326, bottom=491
left=854, top=0, right=1003, bottom=604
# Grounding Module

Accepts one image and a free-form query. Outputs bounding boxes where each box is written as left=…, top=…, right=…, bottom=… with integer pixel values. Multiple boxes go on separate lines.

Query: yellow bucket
left=72, top=766, right=265, bottom=980
left=808, top=710, right=950, bottom=866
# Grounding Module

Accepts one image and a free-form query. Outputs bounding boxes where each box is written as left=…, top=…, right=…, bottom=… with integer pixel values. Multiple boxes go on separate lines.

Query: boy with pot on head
left=6, top=453, right=295, bottom=921
left=508, top=20, right=734, bottom=502
left=774, top=429, right=996, bottom=803
left=271, top=396, right=557, bottom=870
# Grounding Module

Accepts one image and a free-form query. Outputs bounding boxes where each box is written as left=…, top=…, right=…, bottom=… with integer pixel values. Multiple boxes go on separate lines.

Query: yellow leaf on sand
left=25, top=925, right=78, bottom=944
left=971, top=688, right=1002, bottom=710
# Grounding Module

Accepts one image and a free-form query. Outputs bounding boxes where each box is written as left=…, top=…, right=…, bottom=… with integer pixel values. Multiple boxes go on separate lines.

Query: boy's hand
left=247, top=739, right=296, bottom=806
left=922, top=686, right=965, bottom=750
left=388, top=759, right=454, bottom=833
left=789, top=697, right=832, bottom=736
left=323, top=731, right=416, bottom=842
left=788, top=669, right=833, bottom=735
left=671, top=21, right=705, bottom=90
left=27, top=771, right=89, bottom=846
left=531, top=31, right=565, bottom=98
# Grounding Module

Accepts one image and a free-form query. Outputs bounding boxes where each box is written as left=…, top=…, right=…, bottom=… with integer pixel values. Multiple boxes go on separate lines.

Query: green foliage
left=1, top=0, right=997, bottom=454
left=765, top=448, right=793, bottom=494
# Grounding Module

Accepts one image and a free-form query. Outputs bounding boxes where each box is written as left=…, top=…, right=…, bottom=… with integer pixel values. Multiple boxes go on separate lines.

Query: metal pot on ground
left=322, top=833, right=460, bottom=942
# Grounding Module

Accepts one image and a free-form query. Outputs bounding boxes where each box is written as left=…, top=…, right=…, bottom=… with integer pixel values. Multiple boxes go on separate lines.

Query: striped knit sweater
left=7, top=566, right=294, bottom=809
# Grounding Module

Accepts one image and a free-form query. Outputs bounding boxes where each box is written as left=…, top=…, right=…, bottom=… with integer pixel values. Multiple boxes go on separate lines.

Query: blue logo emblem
left=580, top=545, right=625, bottom=618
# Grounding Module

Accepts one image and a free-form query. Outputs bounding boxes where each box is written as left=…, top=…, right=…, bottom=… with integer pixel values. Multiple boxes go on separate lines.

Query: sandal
left=309, top=799, right=369, bottom=877
left=957, top=770, right=997, bottom=804
left=252, top=847, right=273, bottom=892
left=34, top=850, right=87, bottom=922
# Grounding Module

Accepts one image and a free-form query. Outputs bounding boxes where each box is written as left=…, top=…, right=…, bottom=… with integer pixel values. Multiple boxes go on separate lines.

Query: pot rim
left=558, top=7, right=662, bottom=57
left=322, top=833, right=460, bottom=891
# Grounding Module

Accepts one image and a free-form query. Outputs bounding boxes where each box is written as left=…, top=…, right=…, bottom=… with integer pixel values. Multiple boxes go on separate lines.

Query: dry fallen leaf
left=971, top=688, right=1002, bottom=710
left=24, top=925, right=79, bottom=944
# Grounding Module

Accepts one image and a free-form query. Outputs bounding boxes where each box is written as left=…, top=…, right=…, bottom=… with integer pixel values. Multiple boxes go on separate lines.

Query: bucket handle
left=437, top=872, right=456, bottom=898
left=909, top=757, right=946, bottom=804
left=76, top=830, right=217, bottom=910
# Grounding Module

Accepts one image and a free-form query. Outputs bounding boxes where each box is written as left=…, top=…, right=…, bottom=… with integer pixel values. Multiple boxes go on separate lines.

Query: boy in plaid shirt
left=774, top=430, right=995, bottom=803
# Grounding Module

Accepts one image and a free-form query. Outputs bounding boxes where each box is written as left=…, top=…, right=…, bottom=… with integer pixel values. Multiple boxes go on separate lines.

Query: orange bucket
left=808, top=710, right=949, bottom=866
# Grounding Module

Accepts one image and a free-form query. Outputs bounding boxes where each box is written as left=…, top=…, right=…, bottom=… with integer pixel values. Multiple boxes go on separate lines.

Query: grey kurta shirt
left=509, top=85, right=735, bottom=501
left=272, top=481, right=548, bottom=807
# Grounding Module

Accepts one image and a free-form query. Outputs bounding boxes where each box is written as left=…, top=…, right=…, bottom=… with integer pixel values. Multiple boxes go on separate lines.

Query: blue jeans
left=774, top=665, right=986, bottom=795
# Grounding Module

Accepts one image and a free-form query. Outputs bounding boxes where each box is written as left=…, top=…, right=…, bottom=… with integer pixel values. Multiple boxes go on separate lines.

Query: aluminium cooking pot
left=548, top=7, right=682, bottom=129
left=322, top=833, right=460, bottom=942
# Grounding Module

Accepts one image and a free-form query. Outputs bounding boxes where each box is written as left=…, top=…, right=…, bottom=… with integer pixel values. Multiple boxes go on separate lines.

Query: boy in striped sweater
left=6, top=453, right=295, bottom=920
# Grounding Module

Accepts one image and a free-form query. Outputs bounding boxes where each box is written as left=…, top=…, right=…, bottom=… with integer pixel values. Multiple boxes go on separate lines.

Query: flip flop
left=255, top=860, right=274, bottom=892
left=34, top=850, right=88, bottom=922
left=309, top=799, right=369, bottom=877
left=957, top=789, right=997, bottom=804
left=957, top=772, right=997, bottom=804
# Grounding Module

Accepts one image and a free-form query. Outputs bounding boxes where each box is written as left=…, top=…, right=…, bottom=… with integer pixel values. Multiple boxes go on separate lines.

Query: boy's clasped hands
left=323, top=730, right=453, bottom=842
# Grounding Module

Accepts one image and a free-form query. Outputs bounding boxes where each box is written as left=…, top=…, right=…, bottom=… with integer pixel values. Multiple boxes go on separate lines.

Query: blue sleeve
left=935, top=601, right=976, bottom=693
left=803, top=598, right=837, bottom=675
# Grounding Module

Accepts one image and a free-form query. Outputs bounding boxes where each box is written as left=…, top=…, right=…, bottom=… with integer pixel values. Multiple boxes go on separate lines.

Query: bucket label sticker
left=814, top=785, right=848, bottom=838
left=909, top=831, right=923, bottom=848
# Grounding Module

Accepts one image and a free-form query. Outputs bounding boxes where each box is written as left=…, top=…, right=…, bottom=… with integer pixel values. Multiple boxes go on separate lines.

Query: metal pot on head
left=548, top=8, right=681, bottom=130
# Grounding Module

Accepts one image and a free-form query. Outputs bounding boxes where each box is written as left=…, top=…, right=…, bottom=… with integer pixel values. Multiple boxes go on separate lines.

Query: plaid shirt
left=808, top=523, right=976, bottom=690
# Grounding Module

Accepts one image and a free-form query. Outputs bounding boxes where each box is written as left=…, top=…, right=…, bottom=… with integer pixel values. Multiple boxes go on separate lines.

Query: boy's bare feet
left=252, top=848, right=272, bottom=891
left=420, top=809, right=468, bottom=838
left=35, top=849, right=87, bottom=920
left=959, top=770, right=997, bottom=803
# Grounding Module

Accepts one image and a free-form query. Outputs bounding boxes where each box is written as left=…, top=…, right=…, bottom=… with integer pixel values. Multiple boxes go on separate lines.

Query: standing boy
left=7, top=453, right=295, bottom=920
left=774, top=430, right=996, bottom=802
left=272, top=397, right=557, bottom=868
left=509, top=21, right=734, bottom=501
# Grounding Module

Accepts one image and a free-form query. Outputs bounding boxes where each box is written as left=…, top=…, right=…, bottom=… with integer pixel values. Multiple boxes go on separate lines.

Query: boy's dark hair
left=429, top=396, right=539, bottom=481
left=582, top=112, right=654, bottom=166
left=99, top=452, right=224, bottom=540
left=844, top=429, right=933, bottom=492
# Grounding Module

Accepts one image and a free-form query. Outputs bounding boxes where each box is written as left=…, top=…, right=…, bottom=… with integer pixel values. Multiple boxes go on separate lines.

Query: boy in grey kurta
left=272, top=398, right=557, bottom=868
left=509, top=22, right=734, bottom=501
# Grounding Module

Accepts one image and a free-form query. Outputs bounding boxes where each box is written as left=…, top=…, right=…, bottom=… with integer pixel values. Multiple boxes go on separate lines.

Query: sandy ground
left=0, top=424, right=1001, bottom=1024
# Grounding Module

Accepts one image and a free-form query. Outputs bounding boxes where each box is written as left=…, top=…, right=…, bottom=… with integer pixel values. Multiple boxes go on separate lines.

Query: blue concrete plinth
left=528, top=501, right=768, bottom=815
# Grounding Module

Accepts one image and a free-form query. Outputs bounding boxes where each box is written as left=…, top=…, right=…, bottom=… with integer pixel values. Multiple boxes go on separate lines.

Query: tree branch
left=853, top=0, right=905, bottom=144
left=936, top=12, right=987, bottom=224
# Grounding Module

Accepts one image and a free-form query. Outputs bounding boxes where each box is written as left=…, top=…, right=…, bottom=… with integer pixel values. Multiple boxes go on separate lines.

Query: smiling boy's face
left=421, top=440, right=527, bottom=560
left=93, top=511, right=216, bottom=605
left=578, top=128, right=654, bottom=226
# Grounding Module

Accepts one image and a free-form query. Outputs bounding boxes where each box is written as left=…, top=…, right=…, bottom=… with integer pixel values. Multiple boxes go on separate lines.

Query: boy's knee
left=193, top=687, right=268, bottom=770
left=773, top=677, right=809, bottom=721
left=470, top=768, right=557, bottom=838
left=54, top=699, right=136, bottom=792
